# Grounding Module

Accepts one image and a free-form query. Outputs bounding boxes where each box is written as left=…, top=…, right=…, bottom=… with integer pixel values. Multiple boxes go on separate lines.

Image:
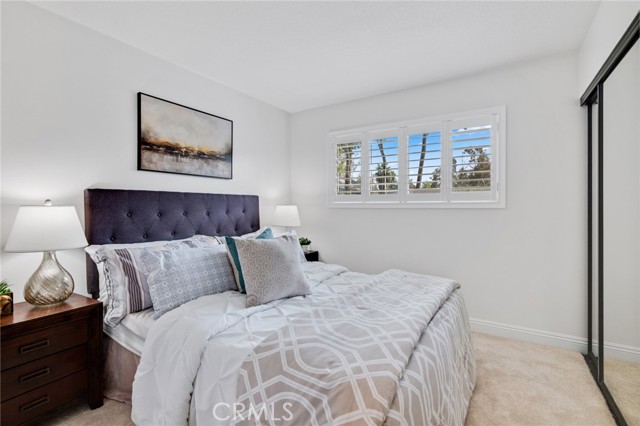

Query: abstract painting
left=137, top=92, right=233, bottom=179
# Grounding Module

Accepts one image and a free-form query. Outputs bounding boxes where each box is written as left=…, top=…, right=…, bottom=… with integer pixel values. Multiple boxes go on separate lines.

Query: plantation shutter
left=367, top=130, right=400, bottom=201
left=332, top=134, right=363, bottom=202
left=448, top=114, right=499, bottom=202
left=328, top=106, right=505, bottom=208
left=406, top=124, right=443, bottom=202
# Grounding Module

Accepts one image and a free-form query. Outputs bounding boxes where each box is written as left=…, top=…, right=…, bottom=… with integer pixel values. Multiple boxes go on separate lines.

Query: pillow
left=85, top=234, right=219, bottom=264
left=234, top=235, right=311, bottom=307
left=87, top=238, right=183, bottom=304
left=90, top=236, right=219, bottom=326
left=214, top=227, right=271, bottom=244
left=85, top=235, right=220, bottom=304
left=278, top=229, right=307, bottom=263
left=143, top=244, right=237, bottom=318
left=224, top=228, right=274, bottom=293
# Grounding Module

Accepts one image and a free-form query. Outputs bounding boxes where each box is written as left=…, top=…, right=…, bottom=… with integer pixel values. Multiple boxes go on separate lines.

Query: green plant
left=299, top=237, right=311, bottom=246
left=0, top=280, right=11, bottom=295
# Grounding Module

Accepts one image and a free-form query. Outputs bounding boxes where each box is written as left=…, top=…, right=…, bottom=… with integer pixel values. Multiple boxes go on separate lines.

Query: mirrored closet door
left=583, top=12, right=639, bottom=426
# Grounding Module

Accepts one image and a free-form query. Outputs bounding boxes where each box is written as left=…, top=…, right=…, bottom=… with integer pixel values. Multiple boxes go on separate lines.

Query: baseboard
left=469, top=318, right=640, bottom=362
left=600, top=341, right=640, bottom=362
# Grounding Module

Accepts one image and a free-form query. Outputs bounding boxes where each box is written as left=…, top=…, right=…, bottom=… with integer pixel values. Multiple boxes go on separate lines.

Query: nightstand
left=1, top=294, right=103, bottom=425
left=304, top=250, right=319, bottom=262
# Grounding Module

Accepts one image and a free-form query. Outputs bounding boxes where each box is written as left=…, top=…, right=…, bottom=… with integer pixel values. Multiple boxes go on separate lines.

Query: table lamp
left=272, top=205, right=301, bottom=232
left=4, top=200, right=88, bottom=306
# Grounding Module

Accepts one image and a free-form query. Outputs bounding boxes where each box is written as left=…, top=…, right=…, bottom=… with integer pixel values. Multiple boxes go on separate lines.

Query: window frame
left=328, top=106, right=506, bottom=208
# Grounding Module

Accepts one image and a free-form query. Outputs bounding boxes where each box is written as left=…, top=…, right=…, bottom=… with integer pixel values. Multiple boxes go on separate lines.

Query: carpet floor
left=604, top=357, right=640, bottom=426
left=465, top=333, right=613, bottom=426
left=44, top=332, right=615, bottom=426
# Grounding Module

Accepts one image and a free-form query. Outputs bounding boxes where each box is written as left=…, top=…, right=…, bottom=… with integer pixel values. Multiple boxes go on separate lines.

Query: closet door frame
left=582, top=12, right=639, bottom=426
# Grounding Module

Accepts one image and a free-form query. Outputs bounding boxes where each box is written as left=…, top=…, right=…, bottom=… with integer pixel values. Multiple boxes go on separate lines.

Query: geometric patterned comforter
left=132, top=263, right=476, bottom=426
left=385, top=289, right=476, bottom=426
left=236, top=270, right=471, bottom=425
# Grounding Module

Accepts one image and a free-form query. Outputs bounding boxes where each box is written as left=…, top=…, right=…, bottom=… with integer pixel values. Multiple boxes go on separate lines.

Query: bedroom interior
left=1, top=1, right=639, bottom=425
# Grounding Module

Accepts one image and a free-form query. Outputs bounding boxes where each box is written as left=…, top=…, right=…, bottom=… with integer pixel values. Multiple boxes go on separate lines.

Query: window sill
left=328, top=200, right=506, bottom=209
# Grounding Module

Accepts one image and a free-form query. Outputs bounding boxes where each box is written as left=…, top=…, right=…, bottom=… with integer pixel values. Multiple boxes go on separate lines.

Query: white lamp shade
left=272, top=205, right=301, bottom=227
left=5, top=205, right=88, bottom=253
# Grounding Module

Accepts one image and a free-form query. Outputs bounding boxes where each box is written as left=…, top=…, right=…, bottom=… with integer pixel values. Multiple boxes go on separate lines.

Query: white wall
left=1, top=2, right=291, bottom=302
left=578, top=1, right=639, bottom=96
left=291, top=53, right=587, bottom=340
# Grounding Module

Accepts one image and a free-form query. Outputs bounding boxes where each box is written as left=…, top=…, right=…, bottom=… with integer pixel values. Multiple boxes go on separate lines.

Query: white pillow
left=84, top=234, right=219, bottom=263
left=213, top=227, right=270, bottom=244
left=282, top=229, right=307, bottom=263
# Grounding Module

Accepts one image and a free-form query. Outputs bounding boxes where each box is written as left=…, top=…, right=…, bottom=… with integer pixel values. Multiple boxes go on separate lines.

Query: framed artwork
left=137, top=92, right=233, bottom=179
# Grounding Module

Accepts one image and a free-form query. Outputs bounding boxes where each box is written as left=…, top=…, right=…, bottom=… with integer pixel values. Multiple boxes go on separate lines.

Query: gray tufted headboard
left=84, top=188, right=260, bottom=298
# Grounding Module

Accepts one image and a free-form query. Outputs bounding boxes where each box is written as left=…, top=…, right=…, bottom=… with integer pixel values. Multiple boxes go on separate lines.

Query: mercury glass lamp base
left=24, top=251, right=75, bottom=307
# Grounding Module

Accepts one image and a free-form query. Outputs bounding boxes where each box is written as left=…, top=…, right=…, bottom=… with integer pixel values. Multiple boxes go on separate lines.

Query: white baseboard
left=601, top=341, right=640, bottom=362
left=469, top=318, right=640, bottom=362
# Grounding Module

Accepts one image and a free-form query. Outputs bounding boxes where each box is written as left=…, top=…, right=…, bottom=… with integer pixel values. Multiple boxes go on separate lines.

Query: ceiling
left=33, top=1, right=601, bottom=113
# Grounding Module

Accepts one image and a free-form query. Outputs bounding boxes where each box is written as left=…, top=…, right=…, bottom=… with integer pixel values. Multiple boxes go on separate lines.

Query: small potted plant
left=0, top=280, right=13, bottom=316
left=299, top=237, right=312, bottom=252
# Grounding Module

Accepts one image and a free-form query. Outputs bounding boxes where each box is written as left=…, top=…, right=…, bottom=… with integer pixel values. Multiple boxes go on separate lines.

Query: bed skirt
left=103, top=334, right=140, bottom=404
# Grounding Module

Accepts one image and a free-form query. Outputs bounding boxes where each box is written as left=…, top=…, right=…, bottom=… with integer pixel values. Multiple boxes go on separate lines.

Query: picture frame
left=137, top=92, right=233, bottom=179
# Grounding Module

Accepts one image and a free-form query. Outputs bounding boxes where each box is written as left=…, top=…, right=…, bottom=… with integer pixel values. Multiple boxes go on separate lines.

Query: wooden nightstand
left=1, top=294, right=103, bottom=425
left=304, top=250, right=319, bottom=262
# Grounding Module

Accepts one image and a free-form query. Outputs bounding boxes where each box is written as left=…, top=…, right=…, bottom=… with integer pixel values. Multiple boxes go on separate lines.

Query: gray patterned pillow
left=234, top=235, right=311, bottom=307
left=143, top=244, right=237, bottom=318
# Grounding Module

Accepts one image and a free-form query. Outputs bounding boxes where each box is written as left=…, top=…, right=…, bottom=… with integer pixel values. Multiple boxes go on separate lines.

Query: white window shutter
left=406, top=124, right=443, bottom=202
left=328, top=106, right=505, bottom=208
left=331, top=134, right=363, bottom=202
left=448, top=114, right=498, bottom=202
left=366, top=130, right=400, bottom=202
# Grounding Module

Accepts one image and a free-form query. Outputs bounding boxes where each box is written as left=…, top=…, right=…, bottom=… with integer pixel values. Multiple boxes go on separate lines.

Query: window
left=335, top=136, right=362, bottom=199
left=329, top=106, right=505, bottom=208
left=368, top=132, right=399, bottom=199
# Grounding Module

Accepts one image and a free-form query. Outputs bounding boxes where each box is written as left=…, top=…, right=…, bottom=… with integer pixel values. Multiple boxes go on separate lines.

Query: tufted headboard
left=84, top=188, right=260, bottom=298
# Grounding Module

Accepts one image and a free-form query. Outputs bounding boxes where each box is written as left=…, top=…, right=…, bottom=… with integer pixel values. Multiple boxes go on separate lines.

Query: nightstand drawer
left=1, top=320, right=88, bottom=370
left=1, top=370, right=87, bottom=425
left=1, top=345, right=88, bottom=402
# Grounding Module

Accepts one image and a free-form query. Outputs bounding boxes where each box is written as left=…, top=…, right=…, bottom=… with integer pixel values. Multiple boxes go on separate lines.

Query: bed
left=84, top=188, right=476, bottom=425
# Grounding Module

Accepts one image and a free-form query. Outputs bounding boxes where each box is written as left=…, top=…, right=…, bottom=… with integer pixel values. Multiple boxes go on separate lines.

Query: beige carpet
left=44, top=333, right=614, bottom=426
left=605, top=357, right=640, bottom=426
left=465, top=333, right=614, bottom=426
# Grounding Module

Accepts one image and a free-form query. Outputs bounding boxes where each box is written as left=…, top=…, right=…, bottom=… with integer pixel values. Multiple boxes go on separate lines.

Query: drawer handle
left=20, top=396, right=50, bottom=413
left=19, top=367, right=51, bottom=383
left=19, top=339, right=50, bottom=354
